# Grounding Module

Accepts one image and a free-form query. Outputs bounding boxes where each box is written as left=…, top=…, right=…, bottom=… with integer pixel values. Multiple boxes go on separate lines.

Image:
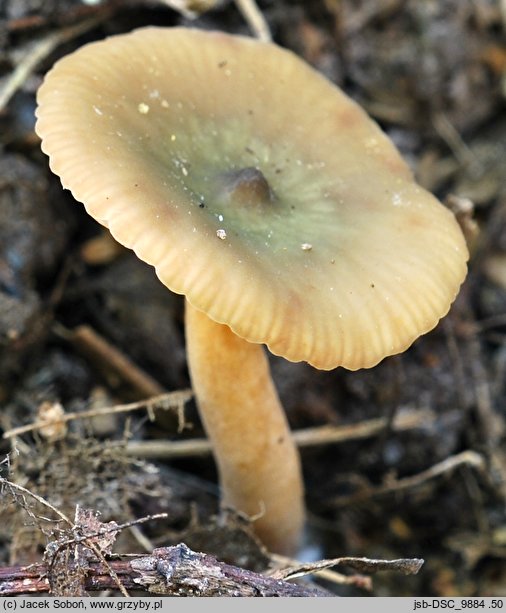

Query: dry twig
left=122, top=407, right=436, bottom=459
left=270, top=553, right=424, bottom=581
left=54, top=324, right=166, bottom=398
left=0, top=477, right=172, bottom=597
left=432, top=112, right=482, bottom=174
left=0, top=544, right=331, bottom=597
left=333, top=450, right=487, bottom=506
left=0, top=18, right=107, bottom=112
left=3, top=390, right=193, bottom=440
left=234, top=0, right=272, bottom=41
left=0, top=543, right=425, bottom=597
left=0, top=477, right=72, bottom=526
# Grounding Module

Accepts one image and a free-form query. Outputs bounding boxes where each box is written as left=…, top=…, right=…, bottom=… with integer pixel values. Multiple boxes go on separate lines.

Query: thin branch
left=432, top=112, right=482, bottom=174
left=234, top=0, right=272, bottom=41
left=3, top=390, right=193, bottom=439
left=270, top=553, right=424, bottom=581
left=123, top=407, right=436, bottom=459
left=0, top=18, right=106, bottom=112
left=333, top=450, right=487, bottom=506
left=0, top=544, right=332, bottom=597
left=74, top=542, right=129, bottom=598
left=54, top=324, right=166, bottom=398
left=0, top=477, right=73, bottom=526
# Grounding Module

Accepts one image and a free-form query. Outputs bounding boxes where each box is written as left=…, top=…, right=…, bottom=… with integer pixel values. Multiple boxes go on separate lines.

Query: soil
left=0, top=0, right=505, bottom=597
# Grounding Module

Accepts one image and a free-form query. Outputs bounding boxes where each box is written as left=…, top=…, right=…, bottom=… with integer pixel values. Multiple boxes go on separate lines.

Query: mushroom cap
left=35, top=27, right=468, bottom=370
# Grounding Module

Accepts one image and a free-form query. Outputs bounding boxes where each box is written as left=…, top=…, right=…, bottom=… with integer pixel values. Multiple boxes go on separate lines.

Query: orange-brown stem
left=185, top=300, right=305, bottom=555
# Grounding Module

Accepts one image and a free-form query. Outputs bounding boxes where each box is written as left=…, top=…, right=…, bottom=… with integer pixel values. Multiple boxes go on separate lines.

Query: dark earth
left=0, top=0, right=505, bottom=597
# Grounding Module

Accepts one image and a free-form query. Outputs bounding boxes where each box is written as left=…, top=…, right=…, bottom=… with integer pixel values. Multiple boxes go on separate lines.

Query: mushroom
left=35, top=27, right=468, bottom=555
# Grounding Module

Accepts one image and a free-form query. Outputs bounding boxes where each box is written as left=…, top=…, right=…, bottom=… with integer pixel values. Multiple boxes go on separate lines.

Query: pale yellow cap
left=35, top=27, right=468, bottom=370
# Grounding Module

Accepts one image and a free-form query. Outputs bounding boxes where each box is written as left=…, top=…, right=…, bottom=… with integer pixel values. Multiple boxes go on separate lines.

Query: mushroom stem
left=185, top=299, right=305, bottom=555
